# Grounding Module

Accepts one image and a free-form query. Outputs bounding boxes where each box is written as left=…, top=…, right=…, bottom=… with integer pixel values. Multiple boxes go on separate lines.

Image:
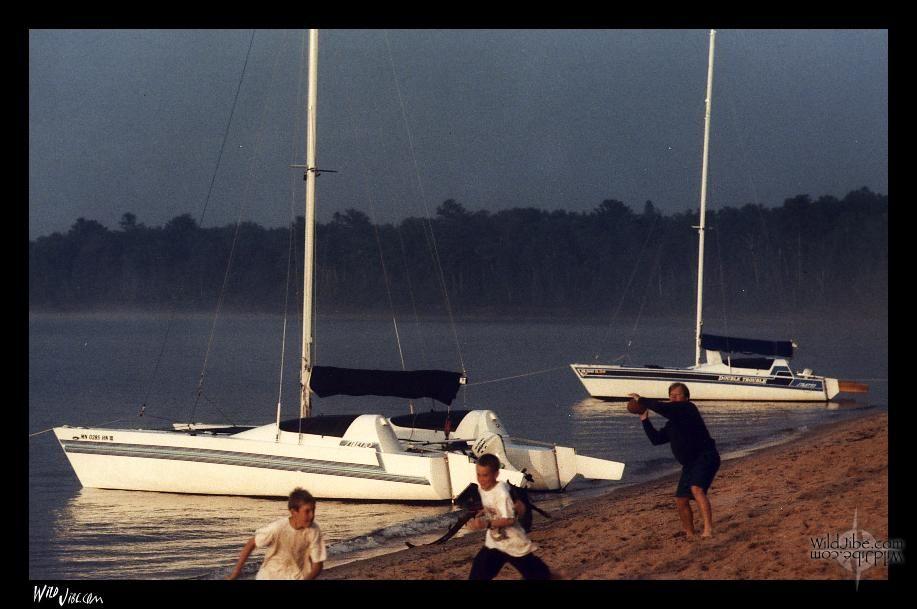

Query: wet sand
left=323, top=412, right=889, bottom=580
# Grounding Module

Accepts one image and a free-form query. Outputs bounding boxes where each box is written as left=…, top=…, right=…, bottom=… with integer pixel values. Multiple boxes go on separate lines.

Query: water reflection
left=41, top=488, right=451, bottom=579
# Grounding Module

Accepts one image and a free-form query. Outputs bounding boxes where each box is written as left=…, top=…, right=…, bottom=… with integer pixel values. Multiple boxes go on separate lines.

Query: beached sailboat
left=570, top=30, right=867, bottom=402
left=53, top=30, right=624, bottom=500
left=52, top=30, right=517, bottom=501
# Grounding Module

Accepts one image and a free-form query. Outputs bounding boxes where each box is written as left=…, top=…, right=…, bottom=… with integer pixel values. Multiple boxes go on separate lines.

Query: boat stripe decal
left=572, top=367, right=825, bottom=391
left=59, top=440, right=431, bottom=486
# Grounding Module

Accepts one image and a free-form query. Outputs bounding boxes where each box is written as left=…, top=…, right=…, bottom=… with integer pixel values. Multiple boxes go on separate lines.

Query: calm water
left=28, top=313, right=887, bottom=579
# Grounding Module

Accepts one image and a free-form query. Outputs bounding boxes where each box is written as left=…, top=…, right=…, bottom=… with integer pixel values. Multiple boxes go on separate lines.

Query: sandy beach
left=323, top=411, right=890, bottom=581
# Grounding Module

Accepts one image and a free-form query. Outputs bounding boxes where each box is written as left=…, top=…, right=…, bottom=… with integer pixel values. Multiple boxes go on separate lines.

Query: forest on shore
left=29, top=188, right=887, bottom=319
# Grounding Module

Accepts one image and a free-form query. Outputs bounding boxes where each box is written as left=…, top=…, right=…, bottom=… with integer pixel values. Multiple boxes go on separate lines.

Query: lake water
left=28, top=313, right=887, bottom=579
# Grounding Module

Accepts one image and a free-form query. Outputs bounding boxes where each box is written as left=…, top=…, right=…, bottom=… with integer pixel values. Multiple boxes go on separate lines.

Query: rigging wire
left=28, top=406, right=175, bottom=438
left=370, top=201, right=410, bottom=372
left=713, top=218, right=730, bottom=340
left=329, top=32, right=437, bottom=422
left=196, top=392, right=238, bottom=427
left=189, top=30, right=287, bottom=425
left=29, top=420, right=121, bottom=438
left=135, top=30, right=258, bottom=425
left=197, top=30, right=258, bottom=232
left=466, top=223, right=661, bottom=388
left=340, top=101, right=410, bottom=376
left=383, top=30, right=466, bottom=380
left=367, top=176, right=415, bottom=414
left=343, top=113, right=415, bottom=413
left=592, top=210, right=660, bottom=361
left=620, top=241, right=666, bottom=364
left=276, top=30, right=307, bottom=436
left=274, top=160, right=295, bottom=430
left=297, top=35, right=309, bottom=430
left=465, top=365, right=569, bottom=387
left=394, top=227, right=431, bottom=369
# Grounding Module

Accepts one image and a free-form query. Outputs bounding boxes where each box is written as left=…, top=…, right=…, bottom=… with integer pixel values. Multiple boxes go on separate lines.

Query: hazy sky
left=28, top=29, right=887, bottom=239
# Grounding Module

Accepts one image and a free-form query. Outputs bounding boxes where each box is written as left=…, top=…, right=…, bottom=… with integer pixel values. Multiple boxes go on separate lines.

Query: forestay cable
left=383, top=30, right=467, bottom=379
left=620, top=241, right=665, bottom=364
left=339, top=95, right=410, bottom=377
left=190, top=31, right=287, bottom=426
left=136, top=30, right=257, bottom=424
left=593, top=211, right=660, bottom=361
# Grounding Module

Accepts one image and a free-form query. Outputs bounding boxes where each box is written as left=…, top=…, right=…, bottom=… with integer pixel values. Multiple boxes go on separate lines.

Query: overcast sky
left=28, top=29, right=887, bottom=239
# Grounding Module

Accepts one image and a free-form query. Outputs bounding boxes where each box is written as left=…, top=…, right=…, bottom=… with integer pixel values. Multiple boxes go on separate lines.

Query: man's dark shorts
left=675, top=449, right=721, bottom=498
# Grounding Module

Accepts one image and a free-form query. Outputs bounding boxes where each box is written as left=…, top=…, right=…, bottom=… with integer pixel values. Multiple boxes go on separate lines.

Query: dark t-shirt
left=640, top=398, right=717, bottom=465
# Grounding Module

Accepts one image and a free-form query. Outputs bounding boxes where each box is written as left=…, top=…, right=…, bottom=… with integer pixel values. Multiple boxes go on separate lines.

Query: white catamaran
left=54, top=30, right=624, bottom=500
left=571, top=30, right=867, bottom=402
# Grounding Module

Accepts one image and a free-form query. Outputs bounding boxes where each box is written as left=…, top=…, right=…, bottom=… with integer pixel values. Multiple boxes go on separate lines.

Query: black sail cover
left=309, top=366, right=465, bottom=405
left=700, top=333, right=795, bottom=358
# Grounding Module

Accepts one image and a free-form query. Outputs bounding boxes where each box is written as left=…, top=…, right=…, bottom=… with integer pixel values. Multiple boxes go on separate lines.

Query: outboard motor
left=471, top=431, right=515, bottom=471
left=454, top=409, right=508, bottom=440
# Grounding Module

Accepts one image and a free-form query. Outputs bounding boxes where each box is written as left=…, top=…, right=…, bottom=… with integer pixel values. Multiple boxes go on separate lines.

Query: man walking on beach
left=629, top=383, right=720, bottom=538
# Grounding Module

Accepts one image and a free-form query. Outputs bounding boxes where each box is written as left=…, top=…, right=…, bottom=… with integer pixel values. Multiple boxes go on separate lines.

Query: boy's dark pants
left=469, top=547, right=550, bottom=580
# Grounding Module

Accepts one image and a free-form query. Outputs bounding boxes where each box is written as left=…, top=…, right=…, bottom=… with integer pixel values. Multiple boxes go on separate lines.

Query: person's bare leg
left=675, top=497, right=695, bottom=536
left=690, top=485, right=714, bottom=537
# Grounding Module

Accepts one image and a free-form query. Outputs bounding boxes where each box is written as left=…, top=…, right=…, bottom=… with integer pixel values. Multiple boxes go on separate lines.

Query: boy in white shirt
left=466, top=453, right=551, bottom=580
left=228, top=487, right=327, bottom=580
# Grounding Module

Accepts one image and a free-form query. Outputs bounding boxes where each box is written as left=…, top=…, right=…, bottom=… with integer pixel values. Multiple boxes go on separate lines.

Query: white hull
left=571, top=362, right=839, bottom=402
left=571, top=33, right=849, bottom=404
left=51, top=32, right=619, bottom=504
left=53, top=414, right=524, bottom=501
left=389, top=409, right=625, bottom=490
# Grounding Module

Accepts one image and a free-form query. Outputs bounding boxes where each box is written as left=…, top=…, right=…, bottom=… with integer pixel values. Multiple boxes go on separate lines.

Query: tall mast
left=301, top=29, right=319, bottom=419
left=694, top=29, right=715, bottom=367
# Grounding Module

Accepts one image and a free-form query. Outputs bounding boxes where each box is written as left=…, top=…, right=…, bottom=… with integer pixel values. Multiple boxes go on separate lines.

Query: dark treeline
left=29, top=188, right=887, bottom=318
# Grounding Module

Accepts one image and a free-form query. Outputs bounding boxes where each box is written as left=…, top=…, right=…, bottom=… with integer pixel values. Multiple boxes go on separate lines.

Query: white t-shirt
left=254, top=517, right=327, bottom=580
left=479, top=481, right=534, bottom=558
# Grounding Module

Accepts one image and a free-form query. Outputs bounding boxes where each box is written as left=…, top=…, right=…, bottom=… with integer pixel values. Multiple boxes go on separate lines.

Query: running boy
left=466, top=453, right=551, bottom=580
left=228, top=487, right=327, bottom=580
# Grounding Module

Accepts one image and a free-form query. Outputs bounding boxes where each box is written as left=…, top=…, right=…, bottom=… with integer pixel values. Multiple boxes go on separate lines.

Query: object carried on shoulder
left=405, top=481, right=550, bottom=548
left=627, top=398, right=647, bottom=415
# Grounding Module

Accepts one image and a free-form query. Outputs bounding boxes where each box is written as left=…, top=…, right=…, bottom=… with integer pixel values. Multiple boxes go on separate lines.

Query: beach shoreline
left=323, top=410, right=890, bottom=581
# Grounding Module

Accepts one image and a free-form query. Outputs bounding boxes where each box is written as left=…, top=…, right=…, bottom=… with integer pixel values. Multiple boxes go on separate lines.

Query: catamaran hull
left=53, top=426, right=464, bottom=501
left=571, top=364, right=839, bottom=401
left=502, top=442, right=625, bottom=490
left=389, top=410, right=625, bottom=490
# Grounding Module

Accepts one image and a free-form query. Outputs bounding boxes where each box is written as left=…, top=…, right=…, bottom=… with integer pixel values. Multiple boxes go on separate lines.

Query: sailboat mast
left=301, top=29, right=319, bottom=419
left=694, top=29, right=715, bottom=367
